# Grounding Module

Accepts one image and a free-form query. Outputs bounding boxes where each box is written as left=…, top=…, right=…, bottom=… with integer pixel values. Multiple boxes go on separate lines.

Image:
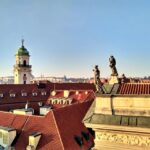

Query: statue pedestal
left=109, top=75, right=119, bottom=84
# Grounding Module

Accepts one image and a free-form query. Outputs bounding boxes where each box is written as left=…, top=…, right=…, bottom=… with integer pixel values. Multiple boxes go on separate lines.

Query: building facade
left=83, top=75, right=150, bottom=150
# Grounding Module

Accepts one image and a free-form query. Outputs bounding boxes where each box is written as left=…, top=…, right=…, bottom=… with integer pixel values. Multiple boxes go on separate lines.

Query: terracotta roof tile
left=53, top=101, right=94, bottom=150
left=118, top=83, right=150, bottom=95
left=14, top=112, right=63, bottom=150
left=0, top=99, right=94, bottom=150
left=47, top=90, right=94, bottom=108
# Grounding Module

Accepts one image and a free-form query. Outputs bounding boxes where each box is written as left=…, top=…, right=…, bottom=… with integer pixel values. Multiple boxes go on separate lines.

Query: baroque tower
left=14, top=40, right=32, bottom=84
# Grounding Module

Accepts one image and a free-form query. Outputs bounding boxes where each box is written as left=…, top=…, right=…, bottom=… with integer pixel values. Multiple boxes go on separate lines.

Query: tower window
left=23, top=74, right=27, bottom=84
left=23, top=60, right=27, bottom=66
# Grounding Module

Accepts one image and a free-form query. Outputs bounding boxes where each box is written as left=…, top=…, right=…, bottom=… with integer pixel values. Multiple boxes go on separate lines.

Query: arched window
left=23, top=60, right=26, bottom=66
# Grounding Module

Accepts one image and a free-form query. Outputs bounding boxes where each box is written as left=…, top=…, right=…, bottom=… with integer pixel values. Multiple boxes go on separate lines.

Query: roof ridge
left=0, top=111, right=13, bottom=114
left=21, top=116, right=30, bottom=131
left=126, top=83, right=150, bottom=84
left=10, top=114, right=17, bottom=127
left=51, top=111, right=65, bottom=150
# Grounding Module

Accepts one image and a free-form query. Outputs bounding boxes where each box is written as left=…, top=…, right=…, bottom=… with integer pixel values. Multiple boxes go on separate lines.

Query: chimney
left=25, top=101, right=29, bottom=110
left=64, top=90, right=69, bottom=98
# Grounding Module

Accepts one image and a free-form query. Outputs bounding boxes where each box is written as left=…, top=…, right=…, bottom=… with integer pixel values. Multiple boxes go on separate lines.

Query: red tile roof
left=0, top=111, right=15, bottom=126
left=0, top=100, right=93, bottom=150
left=48, top=83, right=95, bottom=91
left=47, top=90, right=95, bottom=108
left=0, top=83, right=95, bottom=113
left=15, top=113, right=63, bottom=150
left=117, top=83, right=150, bottom=95
left=0, top=83, right=95, bottom=149
left=53, top=101, right=94, bottom=150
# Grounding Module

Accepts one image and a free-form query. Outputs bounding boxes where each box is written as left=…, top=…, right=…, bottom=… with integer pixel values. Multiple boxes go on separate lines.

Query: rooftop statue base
left=109, top=75, right=119, bottom=84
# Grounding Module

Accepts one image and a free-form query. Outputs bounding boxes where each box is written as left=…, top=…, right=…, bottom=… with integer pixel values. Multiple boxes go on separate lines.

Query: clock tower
left=14, top=40, right=32, bottom=84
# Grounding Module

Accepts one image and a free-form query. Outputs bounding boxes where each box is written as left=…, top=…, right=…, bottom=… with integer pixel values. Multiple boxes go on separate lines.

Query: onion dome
left=16, top=39, right=29, bottom=56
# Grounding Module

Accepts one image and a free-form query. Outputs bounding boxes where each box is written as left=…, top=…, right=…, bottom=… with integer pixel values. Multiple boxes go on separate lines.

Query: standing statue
left=109, top=55, right=118, bottom=76
left=93, top=65, right=103, bottom=93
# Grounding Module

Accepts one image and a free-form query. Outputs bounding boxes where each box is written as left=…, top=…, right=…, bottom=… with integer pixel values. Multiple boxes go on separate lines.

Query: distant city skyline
left=1, top=0, right=150, bottom=78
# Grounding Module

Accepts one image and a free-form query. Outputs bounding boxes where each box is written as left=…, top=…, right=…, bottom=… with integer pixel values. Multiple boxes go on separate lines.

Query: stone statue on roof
left=109, top=55, right=118, bottom=76
left=93, top=65, right=103, bottom=93
left=121, top=74, right=126, bottom=83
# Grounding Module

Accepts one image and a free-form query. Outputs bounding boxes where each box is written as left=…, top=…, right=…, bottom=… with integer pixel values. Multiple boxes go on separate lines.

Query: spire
left=21, top=39, right=24, bottom=47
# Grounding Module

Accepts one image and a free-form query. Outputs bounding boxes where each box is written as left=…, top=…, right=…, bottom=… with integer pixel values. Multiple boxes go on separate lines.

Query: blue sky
left=0, top=0, right=150, bottom=78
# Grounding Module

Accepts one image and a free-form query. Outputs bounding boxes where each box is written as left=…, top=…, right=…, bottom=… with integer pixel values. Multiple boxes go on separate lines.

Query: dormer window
left=9, top=90, right=16, bottom=98
left=74, top=135, right=83, bottom=147
left=22, top=92, right=27, bottom=97
left=32, top=89, right=38, bottom=96
left=21, top=90, right=27, bottom=97
left=0, top=93, right=4, bottom=98
left=81, top=131, right=90, bottom=141
left=32, top=92, right=38, bottom=96
left=41, top=91, right=47, bottom=96
left=10, top=93, right=16, bottom=98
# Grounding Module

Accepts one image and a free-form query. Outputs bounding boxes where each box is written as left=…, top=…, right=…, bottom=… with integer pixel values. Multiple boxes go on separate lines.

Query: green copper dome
left=16, top=40, right=29, bottom=56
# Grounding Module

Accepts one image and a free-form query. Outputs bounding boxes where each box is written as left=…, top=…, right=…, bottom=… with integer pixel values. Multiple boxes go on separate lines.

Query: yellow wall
left=95, top=96, right=150, bottom=117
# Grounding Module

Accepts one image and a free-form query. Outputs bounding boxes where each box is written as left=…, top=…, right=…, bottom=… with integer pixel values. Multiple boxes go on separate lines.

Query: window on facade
left=3, top=132, right=8, bottom=145
left=52, top=100, right=56, bottom=104
left=66, top=100, right=69, bottom=105
left=23, top=74, right=27, bottom=84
